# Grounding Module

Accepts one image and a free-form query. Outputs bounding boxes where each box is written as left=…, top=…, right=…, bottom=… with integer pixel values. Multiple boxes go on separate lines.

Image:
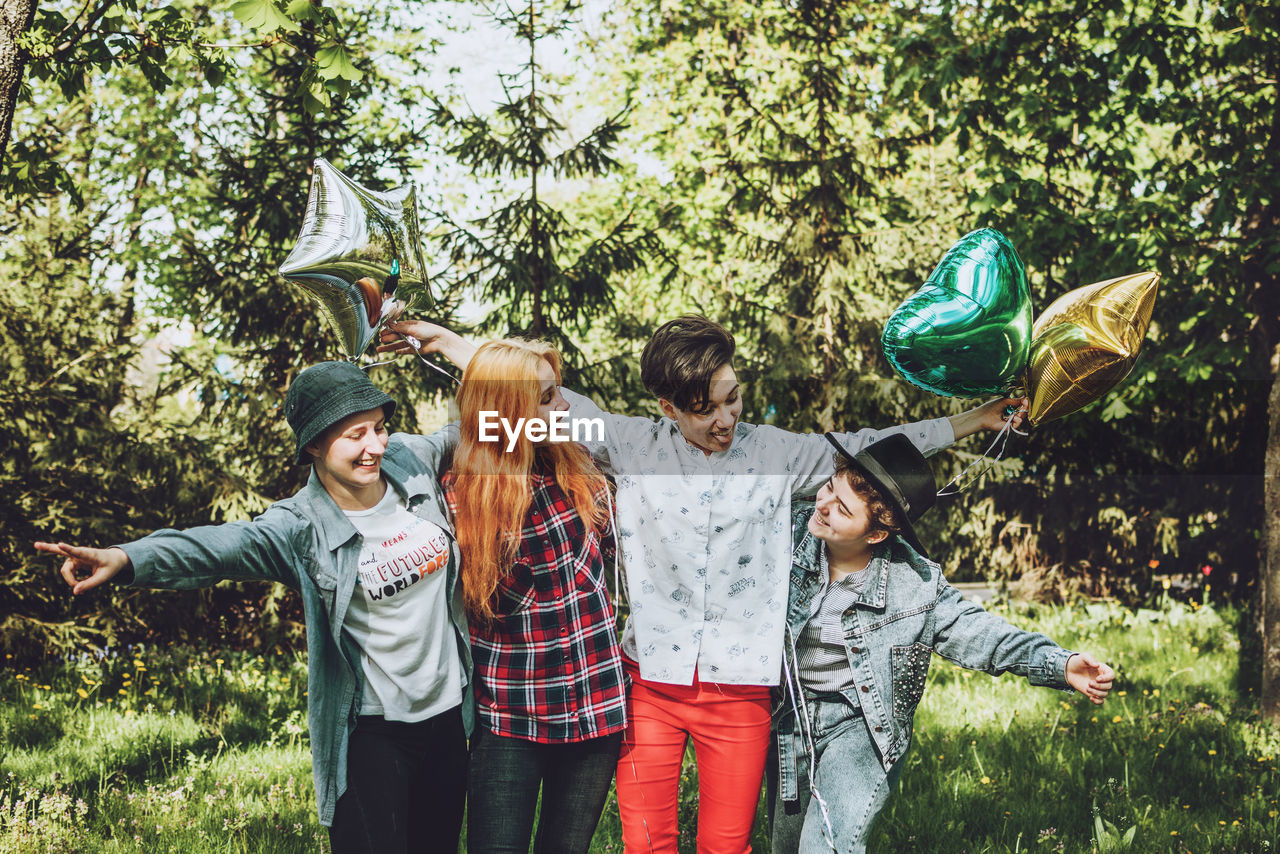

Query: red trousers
left=616, top=662, right=772, bottom=854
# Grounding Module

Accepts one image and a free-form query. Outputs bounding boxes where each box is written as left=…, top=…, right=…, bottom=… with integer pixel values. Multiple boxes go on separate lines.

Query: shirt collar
left=801, top=538, right=891, bottom=611
left=298, top=437, right=432, bottom=554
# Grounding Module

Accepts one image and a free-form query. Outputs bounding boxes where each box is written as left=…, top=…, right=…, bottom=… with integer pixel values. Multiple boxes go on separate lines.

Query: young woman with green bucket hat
left=36, top=360, right=472, bottom=854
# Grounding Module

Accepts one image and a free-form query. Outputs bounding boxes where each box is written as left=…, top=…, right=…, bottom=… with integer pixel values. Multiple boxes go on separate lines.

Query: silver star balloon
left=279, top=158, right=432, bottom=358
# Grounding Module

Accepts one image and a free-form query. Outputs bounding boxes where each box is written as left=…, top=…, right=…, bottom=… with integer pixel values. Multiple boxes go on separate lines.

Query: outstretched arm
left=37, top=508, right=303, bottom=593
left=34, top=541, right=131, bottom=595
left=378, top=321, right=479, bottom=370
left=1065, top=652, right=1115, bottom=705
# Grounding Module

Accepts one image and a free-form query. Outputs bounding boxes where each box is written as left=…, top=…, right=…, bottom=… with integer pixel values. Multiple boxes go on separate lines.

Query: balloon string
left=936, top=414, right=1025, bottom=497
left=362, top=334, right=461, bottom=385
left=782, top=624, right=837, bottom=852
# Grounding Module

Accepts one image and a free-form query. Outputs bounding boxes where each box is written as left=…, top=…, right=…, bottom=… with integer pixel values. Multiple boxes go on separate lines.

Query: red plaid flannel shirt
left=443, top=465, right=626, bottom=743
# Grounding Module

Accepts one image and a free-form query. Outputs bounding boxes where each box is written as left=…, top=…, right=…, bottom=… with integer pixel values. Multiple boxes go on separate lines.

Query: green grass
left=1, top=599, right=1276, bottom=853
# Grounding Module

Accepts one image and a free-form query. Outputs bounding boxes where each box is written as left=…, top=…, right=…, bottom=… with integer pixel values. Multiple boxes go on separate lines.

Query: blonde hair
left=451, top=338, right=610, bottom=621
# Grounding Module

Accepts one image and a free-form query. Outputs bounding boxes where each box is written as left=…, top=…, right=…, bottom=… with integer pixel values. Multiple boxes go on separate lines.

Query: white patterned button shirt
left=563, top=389, right=954, bottom=686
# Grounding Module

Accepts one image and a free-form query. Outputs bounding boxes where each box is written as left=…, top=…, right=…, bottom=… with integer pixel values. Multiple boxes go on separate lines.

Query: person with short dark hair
left=379, top=315, right=1023, bottom=854
left=36, top=361, right=472, bottom=854
left=638, top=314, right=737, bottom=413
left=771, top=435, right=1114, bottom=854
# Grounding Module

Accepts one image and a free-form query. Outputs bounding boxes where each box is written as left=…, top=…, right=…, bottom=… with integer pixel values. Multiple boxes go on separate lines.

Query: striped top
left=796, top=546, right=882, bottom=694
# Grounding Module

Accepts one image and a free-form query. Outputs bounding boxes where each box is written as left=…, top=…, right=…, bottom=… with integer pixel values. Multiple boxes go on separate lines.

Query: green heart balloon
left=882, top=228, right=1033, bottom=397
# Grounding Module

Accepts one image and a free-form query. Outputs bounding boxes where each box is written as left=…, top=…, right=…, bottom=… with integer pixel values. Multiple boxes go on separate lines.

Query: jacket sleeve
left=394, top=424, right=461, bottom=478
left=930, top=580, right=1073, bottom=689
left=118, top=503, right=306, bottom=591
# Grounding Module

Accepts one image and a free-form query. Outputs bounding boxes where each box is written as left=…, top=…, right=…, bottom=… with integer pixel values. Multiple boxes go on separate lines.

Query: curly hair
left=833, top=453, right=903, bottom=536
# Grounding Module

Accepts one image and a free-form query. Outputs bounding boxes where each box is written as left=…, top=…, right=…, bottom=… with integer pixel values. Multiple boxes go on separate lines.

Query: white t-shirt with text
left=343, top=486, right=464, bottom=721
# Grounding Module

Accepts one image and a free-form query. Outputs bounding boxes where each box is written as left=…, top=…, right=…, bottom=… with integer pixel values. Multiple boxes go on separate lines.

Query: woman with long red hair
left=444, top=338, right=625, bottom=854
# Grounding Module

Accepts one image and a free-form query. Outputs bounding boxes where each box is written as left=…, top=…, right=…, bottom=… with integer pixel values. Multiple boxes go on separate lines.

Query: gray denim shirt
left=776, top=501, right=1072, bottom=801
left=118, top=428, right=473, bottom=826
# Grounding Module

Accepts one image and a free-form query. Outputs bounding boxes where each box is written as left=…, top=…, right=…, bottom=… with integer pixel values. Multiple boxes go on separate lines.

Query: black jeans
left=330, top=706, right=468, bottom=854
left=466, top=725, right=623, bottom=854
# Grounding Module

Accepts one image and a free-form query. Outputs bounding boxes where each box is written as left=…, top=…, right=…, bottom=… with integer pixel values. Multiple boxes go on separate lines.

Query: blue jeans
left=768, top=695, right=899, bottom=854
left=467, top=725, right=623, bottom=854
left=330, top=707, right=467, bottom=854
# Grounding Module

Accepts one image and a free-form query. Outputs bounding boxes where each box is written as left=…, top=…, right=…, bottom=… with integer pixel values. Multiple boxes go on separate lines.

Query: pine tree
left=426, top=0, right=666, bottom=372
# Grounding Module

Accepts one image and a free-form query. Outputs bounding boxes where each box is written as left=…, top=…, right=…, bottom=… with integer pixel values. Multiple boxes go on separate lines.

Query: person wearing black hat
left=35, top=361, right=473, bottom=854
left=768, top=434, right=1115, bottom=854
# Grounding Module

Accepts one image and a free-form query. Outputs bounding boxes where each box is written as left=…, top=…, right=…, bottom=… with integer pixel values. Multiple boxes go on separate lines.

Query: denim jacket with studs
left=775, top=501, right=1073, bottom=801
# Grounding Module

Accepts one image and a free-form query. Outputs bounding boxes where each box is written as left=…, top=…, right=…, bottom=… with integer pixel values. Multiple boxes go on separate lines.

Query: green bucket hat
left=285, top=361, right=396, bottom=466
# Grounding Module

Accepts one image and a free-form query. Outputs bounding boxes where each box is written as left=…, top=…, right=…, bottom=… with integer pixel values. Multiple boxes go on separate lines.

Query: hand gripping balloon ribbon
left=935, top=402, right=1028, bottom=498
left=361, top=260, right=459, bottom=385
left=367, top=331, right=460, bottom=385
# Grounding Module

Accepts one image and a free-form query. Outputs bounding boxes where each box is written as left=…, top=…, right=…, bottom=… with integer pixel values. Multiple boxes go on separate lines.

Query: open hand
left=34, top=541, right=130, bottom=595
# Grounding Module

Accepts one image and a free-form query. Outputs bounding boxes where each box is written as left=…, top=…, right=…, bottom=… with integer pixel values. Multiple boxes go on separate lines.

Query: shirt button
left=874, top=726, right=883, bottom=733
left=849, top=646, right=860, bottom=654
left=860, top=685, right=870, bottom=693
left=560, top=626, right=569, bottom=636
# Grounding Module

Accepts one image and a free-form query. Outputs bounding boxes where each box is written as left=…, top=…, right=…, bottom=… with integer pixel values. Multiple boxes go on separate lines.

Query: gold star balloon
left=1024, top=272, right=1159, bottom=425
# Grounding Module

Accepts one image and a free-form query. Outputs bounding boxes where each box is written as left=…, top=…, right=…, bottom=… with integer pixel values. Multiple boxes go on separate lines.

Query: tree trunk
left=1265, top=361, right=1280, bottom=721
left=0, top=0, right=36, bottom=166
left=1254, top=51, right=1280, bottom=722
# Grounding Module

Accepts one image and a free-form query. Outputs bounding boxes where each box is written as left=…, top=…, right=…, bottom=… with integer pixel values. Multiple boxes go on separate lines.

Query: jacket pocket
left=307, top=562, right=340, bottom=614
left=890, top=643, right=932, bottom=721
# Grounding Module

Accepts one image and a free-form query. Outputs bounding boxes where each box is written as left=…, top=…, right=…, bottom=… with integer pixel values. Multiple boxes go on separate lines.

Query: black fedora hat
left=823, top=432, right=936, bottom=558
